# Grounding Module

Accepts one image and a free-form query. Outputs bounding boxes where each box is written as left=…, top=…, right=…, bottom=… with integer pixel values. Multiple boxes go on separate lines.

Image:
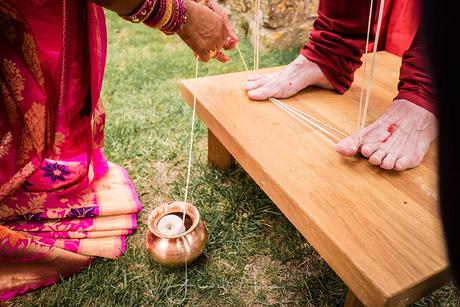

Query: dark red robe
left=301, top=0, right=435, bottom=114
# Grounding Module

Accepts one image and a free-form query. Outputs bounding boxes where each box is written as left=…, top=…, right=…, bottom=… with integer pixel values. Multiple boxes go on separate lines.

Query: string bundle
left=237, top=0, right=386, bottom=147
left=357, top=0, right=386, bottom=132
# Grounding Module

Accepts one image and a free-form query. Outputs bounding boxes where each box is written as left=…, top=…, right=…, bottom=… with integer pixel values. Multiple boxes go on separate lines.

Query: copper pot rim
left=147, top=201, right=200, bottom=239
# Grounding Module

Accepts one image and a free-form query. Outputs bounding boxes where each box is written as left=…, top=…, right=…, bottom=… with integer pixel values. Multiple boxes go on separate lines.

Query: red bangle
left=144, top=0, right=167, bottom=27
left=162, top=0, right=181, bottom=34
left=120, top=0, right=158, bottom=23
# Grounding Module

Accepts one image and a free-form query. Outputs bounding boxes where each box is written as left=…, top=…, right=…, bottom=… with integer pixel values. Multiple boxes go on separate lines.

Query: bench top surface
left=180, top=52, right=448, bottom=305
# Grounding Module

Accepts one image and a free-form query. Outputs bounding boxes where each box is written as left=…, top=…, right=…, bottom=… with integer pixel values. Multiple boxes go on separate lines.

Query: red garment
left=301, top=0, right=435, bottom=114
left=379, top=0, right=420, bottom=56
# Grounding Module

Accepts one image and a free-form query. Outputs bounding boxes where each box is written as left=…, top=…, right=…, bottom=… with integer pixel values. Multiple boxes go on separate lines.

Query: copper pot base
left=145, top=201, right=208, bottom=267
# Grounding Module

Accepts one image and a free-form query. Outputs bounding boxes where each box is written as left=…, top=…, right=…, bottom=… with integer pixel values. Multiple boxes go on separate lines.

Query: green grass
left=8, top=11, right=460, bottom=307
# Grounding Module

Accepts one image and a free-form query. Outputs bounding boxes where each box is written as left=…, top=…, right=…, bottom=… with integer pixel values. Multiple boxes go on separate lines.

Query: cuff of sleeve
left=395, top=90, right=437, bottom=115
left=300, top=48, right=351, bottom=94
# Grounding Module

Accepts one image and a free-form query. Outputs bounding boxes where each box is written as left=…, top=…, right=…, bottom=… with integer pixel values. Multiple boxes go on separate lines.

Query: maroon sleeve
left=394, top=27, right=436, bottom=114
left=301, top=0, right=373, bottom=93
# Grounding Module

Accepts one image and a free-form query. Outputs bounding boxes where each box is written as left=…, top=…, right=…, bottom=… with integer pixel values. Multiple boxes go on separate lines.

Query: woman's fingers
left=206, top=0, right=238, bottom=51
left=178, top=0, right=229, bottom=62
left=196, top=46, right=212, bottom=62
left=197, top=53, right=211, bottom=62
left=214, top=50, right=231, bottom=63
left=222, top=16, right=238, bottom=50
left=176, top=0, right=234, bottom=63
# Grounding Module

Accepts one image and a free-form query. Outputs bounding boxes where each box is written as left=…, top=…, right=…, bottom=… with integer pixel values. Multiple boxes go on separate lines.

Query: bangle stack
left=119, top=0, right=187, bottom=35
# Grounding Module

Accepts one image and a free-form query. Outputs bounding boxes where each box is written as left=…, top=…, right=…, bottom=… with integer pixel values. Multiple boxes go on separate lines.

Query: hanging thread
left=253, top=0, right=261, bottom=70
left=357, top=0, right=386, bottom=132
left=183, top=57, right=199, bottom=210
left=274, top=99, right=348, bottom=138
left=237, top=45, right=249, bottom=71
left=239, top=0, right=385, bottom=145
left=269, top=98, right=338, bottom=146
left=357, top=0, right=374, bottom=131
left=173, top=57, right=199, bottom=306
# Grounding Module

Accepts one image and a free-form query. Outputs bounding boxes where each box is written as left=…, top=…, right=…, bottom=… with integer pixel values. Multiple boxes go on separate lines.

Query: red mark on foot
left=381, top=123, right=398, bottom=143
left=387, top=123, right=398, bottom=133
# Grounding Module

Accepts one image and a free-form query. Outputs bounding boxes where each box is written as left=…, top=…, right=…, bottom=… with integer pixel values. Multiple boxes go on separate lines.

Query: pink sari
left=0, top=0, right=141, bottom=300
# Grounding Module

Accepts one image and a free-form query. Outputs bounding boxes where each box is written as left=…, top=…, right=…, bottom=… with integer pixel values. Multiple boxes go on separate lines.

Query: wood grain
left=180, top=52, right=450, bottom=306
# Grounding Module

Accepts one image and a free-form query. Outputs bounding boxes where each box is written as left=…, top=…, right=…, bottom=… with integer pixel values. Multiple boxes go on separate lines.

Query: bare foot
left=245, top=54, right=334, bottom=100
left=335, top=99, right=437, bottom=171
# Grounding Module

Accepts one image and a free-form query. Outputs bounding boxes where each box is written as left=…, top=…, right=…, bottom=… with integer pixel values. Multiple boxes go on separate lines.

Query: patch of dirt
left=237, top=252, right=342, bottom=306
left=152, top=160, right=178, bottom=187
left=238, top=255, right=287, bottom=306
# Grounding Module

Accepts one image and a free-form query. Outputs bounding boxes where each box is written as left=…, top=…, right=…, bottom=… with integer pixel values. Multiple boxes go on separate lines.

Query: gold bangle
left=154, top=0, right=174, bottom=29
left=209, top=49, right=217, bottom=58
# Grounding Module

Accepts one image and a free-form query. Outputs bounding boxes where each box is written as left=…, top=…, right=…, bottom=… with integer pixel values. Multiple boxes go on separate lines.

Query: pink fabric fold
left=1, top=0, right=141, bottom=300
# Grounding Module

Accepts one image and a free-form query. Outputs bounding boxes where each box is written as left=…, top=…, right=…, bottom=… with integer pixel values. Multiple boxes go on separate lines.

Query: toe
left=368, top=149, right=387, bottom=166
left=380, top=154, right=398, bottom=170
left=335, top=135, right=360, bottom=157
left=247, top=84, right=275, bottom=100
left=394, top=156, right=411, bottom=171
left=360, top=142, right=380, bottom=158
left=245, top=78, right=269, bottom=91
left=394, top=149, right=427, bottom=171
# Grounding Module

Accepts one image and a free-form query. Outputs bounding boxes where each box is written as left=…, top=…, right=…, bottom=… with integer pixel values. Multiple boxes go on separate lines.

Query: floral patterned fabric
left=0, top=0, right=141, bottom=300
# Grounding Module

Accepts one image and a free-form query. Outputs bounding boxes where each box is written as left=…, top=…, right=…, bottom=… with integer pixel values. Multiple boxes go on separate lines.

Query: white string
left=270, top=98, right=342, bottom=142
left=237, top=45, right=249, bottom=71
left=270, top=98, right=336, bottom=146
left=176, top=58, right=198, bottom=306
left=236, top=35, right=341, bottom=145
left=183, top=57, right=199, bottom=216
left=253, top=0, right=261, bottom=71
left=359, top=0, right=385, bottom=132
left=276, top=99, right=348, bottom=138
left=183, top=259, right=188, bottom=304
left=357, top=0, right=374, bottom=131
left=253, top=0, right=256, bottom=70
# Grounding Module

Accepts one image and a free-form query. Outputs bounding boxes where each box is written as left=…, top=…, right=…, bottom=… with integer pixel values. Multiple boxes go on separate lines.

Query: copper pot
left=145, top=201, right=208, bottom=267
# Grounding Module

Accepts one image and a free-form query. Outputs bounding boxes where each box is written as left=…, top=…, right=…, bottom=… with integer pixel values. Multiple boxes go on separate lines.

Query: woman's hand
left=206, top=0, right=239, bottom=51
left=200, top=0, right=239, bottom=62
left=177, top=0, right=230, bottom=62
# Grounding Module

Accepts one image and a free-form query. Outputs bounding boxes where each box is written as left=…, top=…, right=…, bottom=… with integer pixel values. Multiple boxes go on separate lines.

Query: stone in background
left=220, top=0, right=318, bottom=51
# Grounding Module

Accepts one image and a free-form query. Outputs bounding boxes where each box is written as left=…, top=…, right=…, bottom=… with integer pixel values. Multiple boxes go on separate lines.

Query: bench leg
left=345, top=291, right=365, bottom=307
left=208, top=129, right=235, bottom=170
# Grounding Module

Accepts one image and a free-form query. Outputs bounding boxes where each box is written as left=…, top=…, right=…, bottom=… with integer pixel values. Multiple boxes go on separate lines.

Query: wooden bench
left=180, top=52, right=450, bottom=306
